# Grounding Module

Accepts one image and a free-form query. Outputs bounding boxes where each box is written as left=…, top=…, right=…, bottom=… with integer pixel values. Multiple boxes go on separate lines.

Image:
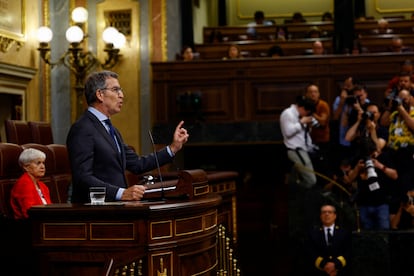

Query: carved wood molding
left=0, top=35, right=23, bottom=53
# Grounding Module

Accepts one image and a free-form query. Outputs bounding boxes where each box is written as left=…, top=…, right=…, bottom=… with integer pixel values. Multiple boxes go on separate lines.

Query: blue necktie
left=104, top=119, right=119, bottom=150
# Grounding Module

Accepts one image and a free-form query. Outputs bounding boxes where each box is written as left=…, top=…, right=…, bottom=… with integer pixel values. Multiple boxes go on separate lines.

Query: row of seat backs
left=5, top=120, right=54, bottom=145
left=0, top=143, right=71, bottom=219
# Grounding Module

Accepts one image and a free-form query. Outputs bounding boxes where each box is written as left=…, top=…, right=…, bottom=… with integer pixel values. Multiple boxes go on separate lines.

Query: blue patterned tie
left=104, top=119, right=118, bottom=149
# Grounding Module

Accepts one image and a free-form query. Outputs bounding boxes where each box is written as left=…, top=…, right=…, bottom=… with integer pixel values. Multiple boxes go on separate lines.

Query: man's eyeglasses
left=101, top=87, right=124, bottom=95
left=321, top=210, right=335, bottom=214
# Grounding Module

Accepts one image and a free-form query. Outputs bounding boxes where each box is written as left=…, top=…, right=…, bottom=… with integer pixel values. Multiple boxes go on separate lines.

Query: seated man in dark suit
left=305, top=204, right=352, bottom=276
left=388, top=37, right=413, bottom=53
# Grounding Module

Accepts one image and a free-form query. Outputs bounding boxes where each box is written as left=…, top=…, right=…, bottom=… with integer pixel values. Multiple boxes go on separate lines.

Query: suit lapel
left=86, top=111, right=122, bottom=159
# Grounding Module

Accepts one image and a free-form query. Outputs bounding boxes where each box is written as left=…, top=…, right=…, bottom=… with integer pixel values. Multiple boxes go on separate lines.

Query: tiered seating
left=5, top=119, right=54, bottom=145
left=28, top=121, right=54, bottom=144
left=359, top=33, right=414, bottom=53
left=196, top=18, right=414, bottom=60
left=354, top=18, right=414, bottom=36
left=196, top=37, right=333, bottom=59
left=203, top=21, right=334, bottom=43
left=5, top=120, right=32, bottom=145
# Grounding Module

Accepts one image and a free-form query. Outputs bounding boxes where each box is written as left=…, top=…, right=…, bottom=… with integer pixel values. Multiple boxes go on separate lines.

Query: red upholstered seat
left=5, top=120, right=33, bottom=145
left=47, top=144, right=72, bottom=203
left=28, top=121, right=54, bottom=145
left=0, top=143, right=23, bottom=219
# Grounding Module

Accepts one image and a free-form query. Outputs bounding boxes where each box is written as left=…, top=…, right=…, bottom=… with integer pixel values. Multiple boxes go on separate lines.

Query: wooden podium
left=29, top=194, right=221, bottom=276
left=142, top=169, right=210, bottom=200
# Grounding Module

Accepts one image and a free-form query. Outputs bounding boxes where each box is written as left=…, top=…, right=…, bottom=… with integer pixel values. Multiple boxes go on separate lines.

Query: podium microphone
left=148, top=130, right=165, bottom=200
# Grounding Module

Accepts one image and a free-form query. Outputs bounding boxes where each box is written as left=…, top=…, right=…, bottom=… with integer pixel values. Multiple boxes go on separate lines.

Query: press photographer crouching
left=280, top=95, right=318, bottom=189
left=346, top=137, right=398, bottom=230
left=281, top=95, right=330, bottom=239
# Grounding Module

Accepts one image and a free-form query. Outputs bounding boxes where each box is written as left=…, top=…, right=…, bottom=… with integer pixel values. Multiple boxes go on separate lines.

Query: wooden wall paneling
left=235, top=80, right=249, bottom=120
left=152, top=54, right=414, bottom=128
left=173, top=83, right=234, bottom=123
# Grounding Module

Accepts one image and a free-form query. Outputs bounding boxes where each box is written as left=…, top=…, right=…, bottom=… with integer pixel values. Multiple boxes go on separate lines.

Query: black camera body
left=345, top=95, right=359, bottom=105
left=361, top=111, right=374, bottom=121
left=384, top=94, right=402, bottom=111
left=384, top=88, right=404, bottom=111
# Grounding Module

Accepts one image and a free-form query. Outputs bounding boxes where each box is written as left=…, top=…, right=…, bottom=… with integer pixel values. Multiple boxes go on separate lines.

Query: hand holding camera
left=300, top=115, right=313, bottom=125
left=384, top=88, right=403, bottom=111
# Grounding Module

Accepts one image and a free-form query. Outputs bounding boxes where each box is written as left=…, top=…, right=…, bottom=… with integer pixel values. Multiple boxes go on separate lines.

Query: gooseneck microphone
left=148, top=130, right=165, bottom=200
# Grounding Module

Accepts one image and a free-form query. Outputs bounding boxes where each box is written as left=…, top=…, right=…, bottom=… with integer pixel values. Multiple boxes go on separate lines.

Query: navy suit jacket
left=66, top=110, right=174, bottom=203
left=305, top=225, right=352, bottom=276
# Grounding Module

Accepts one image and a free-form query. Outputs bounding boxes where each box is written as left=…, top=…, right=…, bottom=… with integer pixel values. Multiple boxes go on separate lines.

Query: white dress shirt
left=280, top=104, right=312, bottom=150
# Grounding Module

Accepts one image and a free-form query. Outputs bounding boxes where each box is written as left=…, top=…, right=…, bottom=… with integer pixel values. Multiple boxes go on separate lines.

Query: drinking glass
left=89, top=187, right=106, bottom=205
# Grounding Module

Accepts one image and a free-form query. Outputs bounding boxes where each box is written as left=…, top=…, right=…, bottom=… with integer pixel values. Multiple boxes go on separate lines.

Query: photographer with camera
left=280, top=95, right=318, bottom=189
left=281, top=95, right=329, bottom=259
left=385, top=89, right=414, bottom=195
left=305, top=83, right=331, bottom=187
left=333, top=83, right=370, bottom=168
left=346, top=138, right=398, bottom=230
left=385, top=60, right=414, bottom=96
left=392, top=188, right=414, bottom=229
left=381, top=71, right=414, bottom=127
left=345, top=102, right=388, bottom=155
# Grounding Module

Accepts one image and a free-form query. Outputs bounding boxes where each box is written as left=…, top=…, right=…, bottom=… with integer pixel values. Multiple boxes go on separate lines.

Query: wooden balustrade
left=196, top=33, right=414, bottom=60
left=358, top=33, right=414, bottom=53
left=195, top=37, right=333, bottom=59
left=202, top=19, right=414, bottom=44
left=354, top=18, right=414, bottom=36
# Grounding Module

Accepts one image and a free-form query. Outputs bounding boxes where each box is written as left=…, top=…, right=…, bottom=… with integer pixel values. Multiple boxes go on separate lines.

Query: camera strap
left=304, top=125, right=310, bottom=147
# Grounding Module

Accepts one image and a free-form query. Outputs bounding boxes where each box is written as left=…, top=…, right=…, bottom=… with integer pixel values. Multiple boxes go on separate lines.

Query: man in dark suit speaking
left=67, top=71, right=189, bottom=203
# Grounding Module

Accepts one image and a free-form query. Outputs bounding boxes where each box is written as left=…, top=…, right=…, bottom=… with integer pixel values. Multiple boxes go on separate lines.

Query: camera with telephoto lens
left=364, top=157, right=380, bottom=193
left=364, top=158, right=378, bottom=180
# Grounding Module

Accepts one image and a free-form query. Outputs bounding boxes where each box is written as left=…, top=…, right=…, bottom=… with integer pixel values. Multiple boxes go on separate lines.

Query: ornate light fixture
left=37, top=7, right=126, bottom=117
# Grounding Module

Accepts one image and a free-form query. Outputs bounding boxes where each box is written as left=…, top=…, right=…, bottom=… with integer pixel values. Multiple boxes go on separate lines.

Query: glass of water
left=89, top=186, right=106, bottom=205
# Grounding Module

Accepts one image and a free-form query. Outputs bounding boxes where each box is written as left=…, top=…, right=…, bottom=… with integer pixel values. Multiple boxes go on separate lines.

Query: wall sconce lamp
left=36, top=7, right=126, bottom=118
